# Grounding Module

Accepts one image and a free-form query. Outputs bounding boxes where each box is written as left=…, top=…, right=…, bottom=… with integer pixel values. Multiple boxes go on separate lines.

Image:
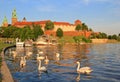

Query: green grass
left=0, top=41, right=14, bottom=51
left=57, top=36, right=75, bottom=44
left=0, top=40, right=14, bottom=82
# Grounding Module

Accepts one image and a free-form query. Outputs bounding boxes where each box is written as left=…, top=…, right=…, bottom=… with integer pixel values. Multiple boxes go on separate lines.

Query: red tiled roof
left=53, top=22, right=71, bottom=25
left=75, top=20, right=81, bottom=23
left=14, top=20, right=50, bottom=25
left=14, top=20, right=72, bottom=26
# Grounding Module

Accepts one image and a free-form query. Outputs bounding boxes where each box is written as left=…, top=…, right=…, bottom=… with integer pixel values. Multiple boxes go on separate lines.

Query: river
left=5, top=43, right=120, bottom=82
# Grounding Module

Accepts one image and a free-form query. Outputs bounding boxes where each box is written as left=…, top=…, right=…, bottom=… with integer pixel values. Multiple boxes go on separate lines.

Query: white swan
left=12, top=51, right=17, bottom=59
left=56, top=53, right=60, bottom=58
left=55, top=53, right=60, bottom=61
left=26, top=51, right=32, bottom=57
left=44, top=56, right=49, bottom=64
left=38, top=51, right=44, bottom=54
left=38, top=60, right=47, bottom=71
left=36, top=54, right=45, bottom=61
left=76, top=61, right=93, bottom=74
left=20, top=56, right=26, bottom=67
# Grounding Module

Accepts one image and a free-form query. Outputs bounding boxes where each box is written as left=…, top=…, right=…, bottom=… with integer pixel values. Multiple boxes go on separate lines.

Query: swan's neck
left=23, top=56, right=26, bottom=61
left=37, top=54, right=39, bottom=57
left=77, top=62, right=80, bottom=71
left=39, top=60, right=41, bottom=68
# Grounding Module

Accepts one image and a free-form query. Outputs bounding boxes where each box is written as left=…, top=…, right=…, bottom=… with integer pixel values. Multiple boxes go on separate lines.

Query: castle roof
left=14, top=20, right=73, bottom=26
left=53, top=21, right=71, bottom=25
left=14, top=20, right=50, bottom=26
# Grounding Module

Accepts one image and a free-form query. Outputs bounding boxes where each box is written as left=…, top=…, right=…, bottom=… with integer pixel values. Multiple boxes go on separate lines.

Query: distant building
left=2, top=16, right=8, bottom=27
left=2, top=9, right=93, bottom=37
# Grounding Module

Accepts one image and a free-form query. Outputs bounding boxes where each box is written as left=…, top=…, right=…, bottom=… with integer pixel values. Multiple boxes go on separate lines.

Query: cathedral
left=2, top=9, right=92, bottom=37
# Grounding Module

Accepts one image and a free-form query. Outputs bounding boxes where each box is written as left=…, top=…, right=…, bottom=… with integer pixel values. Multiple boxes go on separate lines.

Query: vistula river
left=5, top=43, right=120, bottom=82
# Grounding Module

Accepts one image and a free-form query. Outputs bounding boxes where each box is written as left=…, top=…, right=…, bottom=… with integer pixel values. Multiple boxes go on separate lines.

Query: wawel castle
left=2, top=9, right=95, bottom=37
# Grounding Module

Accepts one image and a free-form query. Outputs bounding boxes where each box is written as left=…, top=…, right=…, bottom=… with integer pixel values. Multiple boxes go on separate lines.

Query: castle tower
left=2, top=16, right=8, bottom=27
left=22, top=17, right=26, bottom=22
left=74, top=20, right=82, bottom=26
left=12, top=9, right=18, bottom=25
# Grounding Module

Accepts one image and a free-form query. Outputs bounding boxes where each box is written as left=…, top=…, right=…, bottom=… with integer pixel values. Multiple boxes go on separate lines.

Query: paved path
left=1, top=51, right=14, bottom=82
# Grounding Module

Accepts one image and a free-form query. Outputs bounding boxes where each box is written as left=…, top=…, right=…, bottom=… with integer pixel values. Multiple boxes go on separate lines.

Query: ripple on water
left=5, top=44, right=120, bottom=82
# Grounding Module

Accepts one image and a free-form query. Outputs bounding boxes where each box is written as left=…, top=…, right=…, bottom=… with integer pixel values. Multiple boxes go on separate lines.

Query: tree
left=118, top=33, right=120, bottom=36
left=112, top=34, right=117, bottom=40
left=2, top=26, right=16, bottom=38
left=33, top=25, right=44, bottom=40
left=45, top=21, right=54, bottom=30
left=82, top=23, right=88, bottom=31
left=89, top=28, right=93, bottom=31
left=75, top=24, right=82, bottom=31
left=56, top=28, right=63, bottom=38
left=108, top=35, right=112, bottom=39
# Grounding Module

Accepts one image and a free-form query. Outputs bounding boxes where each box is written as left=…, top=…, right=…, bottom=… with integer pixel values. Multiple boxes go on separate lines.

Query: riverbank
left=0, top=41, right=14, bottom=82
left=1, top=51, right=14, bottom=82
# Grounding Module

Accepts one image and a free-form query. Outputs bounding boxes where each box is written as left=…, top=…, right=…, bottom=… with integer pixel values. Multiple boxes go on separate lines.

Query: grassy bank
left=107, top=39, right=120, bottom=43
left=0, top=41, right=14, bottom=82
left=57, top=36, right=92, bottom=44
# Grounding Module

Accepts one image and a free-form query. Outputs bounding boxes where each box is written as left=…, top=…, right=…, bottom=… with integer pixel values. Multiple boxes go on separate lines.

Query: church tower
left=12, top=9, right=18, bottom=25
left=2, top=16, right=8, bottom=27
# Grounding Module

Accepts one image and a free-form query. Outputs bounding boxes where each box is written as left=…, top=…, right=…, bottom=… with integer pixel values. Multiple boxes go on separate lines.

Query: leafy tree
left=82, top=23, right=88, bottom=31
left=100, top=32, right=107, bottom=38
left=89, top=28, right=93, bottom=31
left=2, top=26, right=13, bottom=38
left=75, top=24, right=82, bottom=31
left=11, top=28, right=21, bottom=38
left=33, top=25, right=44, bottom=40
left=108, top=35, right=112, bottom=39
left=118, top=33, right=120, bottom=36
left=73, top=36, right=80, bottom=43
left=56, top=28, right=63, bottom=38
left=112, top=34, right=117, bottom=40
left=45, top=21, right=54, bottom=30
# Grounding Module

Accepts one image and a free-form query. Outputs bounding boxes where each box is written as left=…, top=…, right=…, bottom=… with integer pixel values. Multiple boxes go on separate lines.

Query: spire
left=22, top=17, right=26, bottom=22
left=12, top=9, right=17, bottom=18
left=2, top=16, right=8, bottom=27
left=3, top=16, right=8, bottom=23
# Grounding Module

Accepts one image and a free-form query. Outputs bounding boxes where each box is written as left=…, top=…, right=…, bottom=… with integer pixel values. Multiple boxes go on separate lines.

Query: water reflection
left=5, top=43, right=120, bottom=82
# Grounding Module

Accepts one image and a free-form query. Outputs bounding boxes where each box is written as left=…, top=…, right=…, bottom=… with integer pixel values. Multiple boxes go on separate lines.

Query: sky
left=0, top=0, right=120, bottom=35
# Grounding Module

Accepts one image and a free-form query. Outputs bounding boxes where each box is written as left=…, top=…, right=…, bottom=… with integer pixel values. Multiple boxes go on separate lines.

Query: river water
left=5, top=43, right=120, bottom=82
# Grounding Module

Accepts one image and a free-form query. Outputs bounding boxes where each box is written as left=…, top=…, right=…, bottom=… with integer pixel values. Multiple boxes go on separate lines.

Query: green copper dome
left=3, top=16, right=8, bottom=23
left=12, top=9, right=17, bottom=18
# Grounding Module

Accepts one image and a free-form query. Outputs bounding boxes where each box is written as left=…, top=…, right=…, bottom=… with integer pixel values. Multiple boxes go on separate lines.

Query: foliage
left=82, top=23, right=88, bottom=31
left=90, top=32, right=107, bottom=39
left=111, top=34, right=117, bottom=40
left=73, top=36, right=81, bottom=43
left=1, top=25, right=44, bottom=41
left=82, top=37, right=92, bottom=43
left=73, top=36, right=91, bottom=43
left=108, top=34, right=120, bottom=41
left=56, top=28, right=63, bottom=38
left=45, top=21, right=54, bottom=30
left=88, top=28, right=93, bottom=31
left=33, top=25, right=44, bottom=40
left=75, top=24, right=82, bottom=31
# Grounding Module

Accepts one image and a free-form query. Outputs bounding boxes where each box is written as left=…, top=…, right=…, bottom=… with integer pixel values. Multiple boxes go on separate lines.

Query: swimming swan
left=38, top=60, right=47, bottom=71
left=36, top=54, right=45, bottom=61
left=20, top=56, right=26, bottom=67
left=56, top=53, right=60, bottom=58
left=44, top=56, right=49, bottom=64
left=12, top=51, right=17, bottom=59
left=76, top=61, right=93, bottom=74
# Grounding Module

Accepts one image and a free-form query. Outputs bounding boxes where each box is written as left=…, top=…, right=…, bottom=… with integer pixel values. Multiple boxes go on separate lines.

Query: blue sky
left=0, top=0, right=120, bottom=35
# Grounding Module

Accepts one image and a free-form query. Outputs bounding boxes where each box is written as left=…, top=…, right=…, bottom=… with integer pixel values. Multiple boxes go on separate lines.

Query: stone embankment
left=1, top=48, right=14, bottom=82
